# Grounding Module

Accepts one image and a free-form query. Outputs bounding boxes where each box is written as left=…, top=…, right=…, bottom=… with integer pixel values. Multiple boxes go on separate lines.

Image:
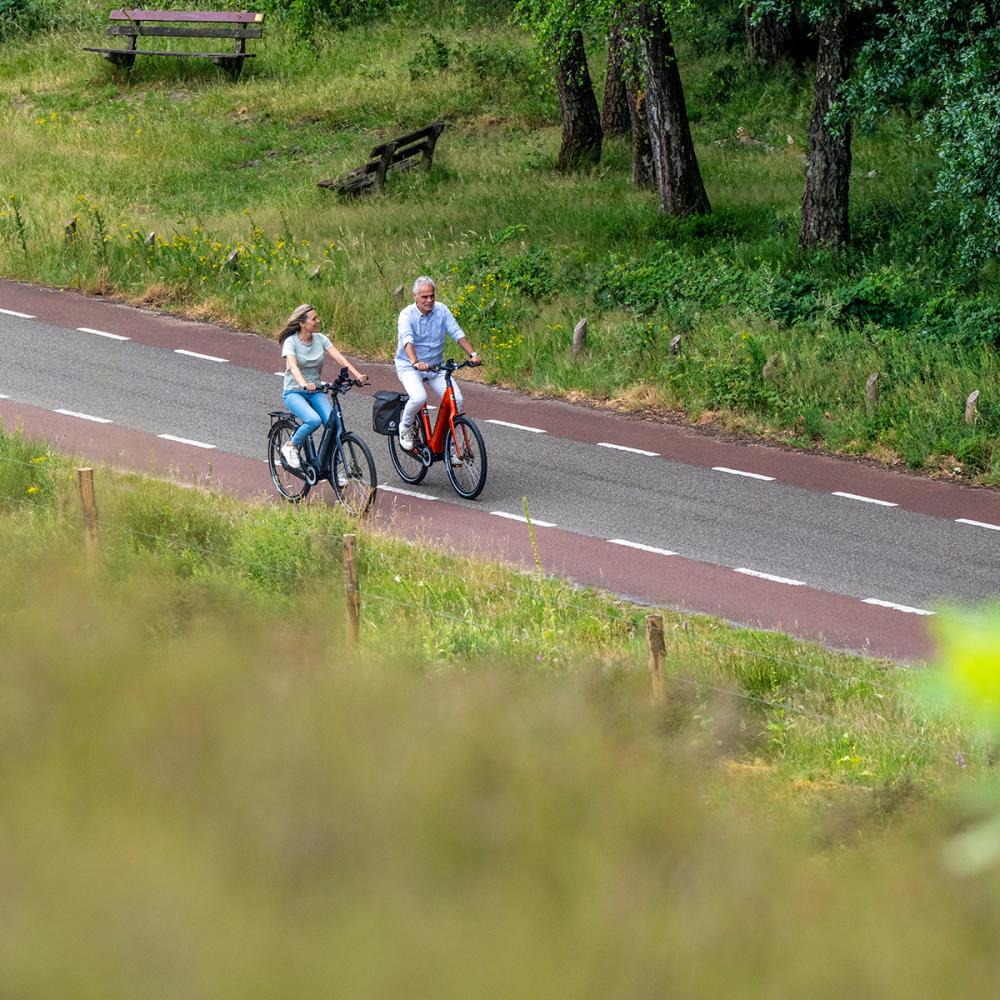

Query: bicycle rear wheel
left=268, top=420, right=311, bottom=502
left=332, top=431, right=377, bottom=516
left=445, top=415, right=487, bottom=499
left=388, top=419, right=428, bottom=485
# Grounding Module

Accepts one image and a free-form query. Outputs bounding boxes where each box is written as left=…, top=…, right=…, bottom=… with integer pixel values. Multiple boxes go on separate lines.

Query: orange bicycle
left=385, top=359, right=488, bottom=499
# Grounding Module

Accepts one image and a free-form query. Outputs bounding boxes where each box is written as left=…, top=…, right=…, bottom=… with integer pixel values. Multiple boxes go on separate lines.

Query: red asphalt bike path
left=4, top=277, right=999, bottom=527
left=0, top=389, right=934, bottom=664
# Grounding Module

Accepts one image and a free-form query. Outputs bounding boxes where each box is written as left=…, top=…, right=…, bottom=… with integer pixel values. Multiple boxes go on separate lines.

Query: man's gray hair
left=412, top=276, right=436, bottom=295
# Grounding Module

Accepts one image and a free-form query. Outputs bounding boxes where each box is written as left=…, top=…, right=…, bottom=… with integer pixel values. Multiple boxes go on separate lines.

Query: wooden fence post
left=572, top=317, right=587, bottom=356
left=646, top=613, right=666, bottom=706
left=76, top=467, right=99, bottom=568
left=343, top=532, right=360, bottom=648
left=393, top=283, right=405, bottom=311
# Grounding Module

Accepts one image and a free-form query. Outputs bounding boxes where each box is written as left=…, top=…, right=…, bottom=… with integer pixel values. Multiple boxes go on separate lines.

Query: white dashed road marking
left=0, top=308, right=35, bottom=319
left=598, top=442, right=659, bottom=456
left=486, top=419, right=546, bottom=434
left=735, top=567, right=807, bottom=586
left=491, top=511, right=557, bottom=528
left=608, top=539, right=677, bottom=556
left=379, top=484, right=437, bottom=500
left=956, top=518, right=1000, bottom=532
left=77, top=327, right=129, bottom=341
left=832, top=491, right=897, bottom=507
left=712, top=466, right=776, bottom=481
left=174, top=349, right=228, bottom=363
left=862, top=598, right=934, bottom=616
left=157, top=434, right=216, bottom=449
left=54, top=408, right=112, bottom=424
left=0, top=394, right=10, bottom=399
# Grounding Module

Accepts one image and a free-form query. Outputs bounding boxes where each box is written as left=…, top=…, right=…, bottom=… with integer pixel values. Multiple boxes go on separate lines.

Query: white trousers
left=396, top=367, right=463, bottom=431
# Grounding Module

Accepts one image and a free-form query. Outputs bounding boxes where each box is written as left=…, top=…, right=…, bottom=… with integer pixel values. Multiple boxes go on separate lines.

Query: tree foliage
left=850, top=1, right=1000, bottom=264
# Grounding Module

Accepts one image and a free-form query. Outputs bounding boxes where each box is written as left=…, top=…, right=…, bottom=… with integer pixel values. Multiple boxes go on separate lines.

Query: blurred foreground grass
left=3, top=427, right=1000, bottom=996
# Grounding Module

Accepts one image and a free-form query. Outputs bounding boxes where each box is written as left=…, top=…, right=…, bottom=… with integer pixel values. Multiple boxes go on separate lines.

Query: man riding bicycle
left=395, top=276, right=481, bottom=451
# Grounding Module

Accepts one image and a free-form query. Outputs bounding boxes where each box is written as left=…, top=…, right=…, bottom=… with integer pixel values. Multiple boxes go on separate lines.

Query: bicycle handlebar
left=426, top=358, right=483, bottom=374
left=314, top=368, right=367, bottom=394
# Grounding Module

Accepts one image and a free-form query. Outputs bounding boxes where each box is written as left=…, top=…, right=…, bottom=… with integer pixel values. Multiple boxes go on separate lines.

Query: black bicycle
left=267, top=368, right=377, bottom=515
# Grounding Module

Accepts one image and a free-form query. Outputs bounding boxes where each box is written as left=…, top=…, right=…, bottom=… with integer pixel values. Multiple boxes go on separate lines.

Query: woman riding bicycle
left=279, top=303, right=367, bottom=469
left=395, top=276, right=480, bottom=451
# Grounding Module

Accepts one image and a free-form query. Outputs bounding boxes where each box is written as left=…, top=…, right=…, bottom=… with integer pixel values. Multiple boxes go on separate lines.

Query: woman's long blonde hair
left=277, top=303, right=315, bottom=344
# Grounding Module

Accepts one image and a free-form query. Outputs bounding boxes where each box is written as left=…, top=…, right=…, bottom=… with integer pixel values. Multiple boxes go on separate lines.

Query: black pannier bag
left=372, top=390, right=407, bottom=435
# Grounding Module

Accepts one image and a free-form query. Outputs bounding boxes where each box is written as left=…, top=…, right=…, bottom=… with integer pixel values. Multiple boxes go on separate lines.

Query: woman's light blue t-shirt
left=282, top=331, right=331, bottom=392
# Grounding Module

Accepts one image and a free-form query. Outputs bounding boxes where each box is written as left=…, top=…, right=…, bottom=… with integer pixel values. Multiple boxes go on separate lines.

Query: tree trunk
left=637, top=3, right=710, bottom=215
left=628, top=86, right=655, bottom=188
left=744, top=3, right=795, bottom=66
left=556, top=30, right=603, bottom=172
left=601, top=19, right=631, bottom=137
left=800, top=2, right=853, bottom=249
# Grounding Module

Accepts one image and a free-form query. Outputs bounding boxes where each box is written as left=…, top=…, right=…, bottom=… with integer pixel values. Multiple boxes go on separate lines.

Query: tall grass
left=2, top=434, right=1000, bottom=996
left=0, top=16, right=998, bottom=482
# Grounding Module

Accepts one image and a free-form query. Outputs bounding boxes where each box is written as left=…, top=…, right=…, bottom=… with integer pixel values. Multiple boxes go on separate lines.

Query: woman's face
left=300, top=309, right=319, bottom=335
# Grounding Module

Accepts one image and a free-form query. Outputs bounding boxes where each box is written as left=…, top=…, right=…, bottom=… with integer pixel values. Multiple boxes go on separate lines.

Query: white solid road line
left=174, top=349, right=229, bottom=363
left=598, top=442, right=659, bottom=457
left=735, top=567, right=807, bottom=586
left=486, top=419, right=546, bottom=434
left=157, top=434, right=216, bottom=449
left=862, top=598, right=934, bottom=616
left=379, top=484, right=438, bottom=500
left=608, top=539, right=677, bottom=556
left=77, top=326, right=129, bottom=341
left=832, top=491, right=898, bottom=507
left=0, top=307, right=35, bottom=319
left=712, top=466, right=776, bottom=481
left=54, top=408, right=112, bottom=424
left=956, top=517, right=1000, bottom=532
left=491, top=511, right=557, bottom=528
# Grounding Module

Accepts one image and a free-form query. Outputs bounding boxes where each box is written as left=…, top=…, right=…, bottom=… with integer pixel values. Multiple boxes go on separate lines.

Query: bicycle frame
left=416, top=375, right=461, bottom=459
left=299, top=395, right=347, bottom=482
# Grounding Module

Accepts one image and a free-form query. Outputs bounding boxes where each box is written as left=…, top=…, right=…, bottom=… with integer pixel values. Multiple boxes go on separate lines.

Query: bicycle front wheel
left=332, top=432, right=377, bottom=516
left=268, top=420, right=311, bottom=502
left=445, top=415, right=487, bottom=499
left=388, top=420, right=428, bottom=485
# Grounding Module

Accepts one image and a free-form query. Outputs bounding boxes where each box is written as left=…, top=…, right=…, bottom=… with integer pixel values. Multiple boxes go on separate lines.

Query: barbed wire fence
left=0, top=449, right=979, bottom=776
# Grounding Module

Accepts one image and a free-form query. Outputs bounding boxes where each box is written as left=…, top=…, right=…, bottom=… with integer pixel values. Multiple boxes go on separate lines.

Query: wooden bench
left=84, top=9, right=264, bottom=81
left=318, top=122, right=445, bottom=196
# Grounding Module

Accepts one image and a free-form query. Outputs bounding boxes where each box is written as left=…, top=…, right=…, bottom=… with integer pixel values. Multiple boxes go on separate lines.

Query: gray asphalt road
left=2, top=311, right=997, bottom=613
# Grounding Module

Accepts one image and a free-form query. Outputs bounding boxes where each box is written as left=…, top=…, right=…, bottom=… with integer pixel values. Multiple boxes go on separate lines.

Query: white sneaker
left=398, top=426, right=414, bottom=451
left=337, top=470, right=350, bottom=487
left=280, top=441, right=301, bottom=469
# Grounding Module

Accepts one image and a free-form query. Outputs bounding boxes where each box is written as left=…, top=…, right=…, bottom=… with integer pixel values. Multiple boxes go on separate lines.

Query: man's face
left=414, top=284, right=435, bottom=315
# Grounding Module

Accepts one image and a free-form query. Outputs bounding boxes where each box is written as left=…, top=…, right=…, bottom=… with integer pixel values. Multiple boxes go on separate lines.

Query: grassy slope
left=0, top=17, right=998, bottom=485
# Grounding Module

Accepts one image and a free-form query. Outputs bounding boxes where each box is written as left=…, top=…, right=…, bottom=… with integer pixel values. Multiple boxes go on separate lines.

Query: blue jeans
left=284, top=389, right=332, bottom=447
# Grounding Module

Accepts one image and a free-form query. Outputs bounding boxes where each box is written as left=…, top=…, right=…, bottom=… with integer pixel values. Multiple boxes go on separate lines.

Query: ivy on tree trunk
left=556, top=29, right=603, bottom=172
left=628, top=86, right=655, bottom=188
left=636, top=2, right=710, bottom=215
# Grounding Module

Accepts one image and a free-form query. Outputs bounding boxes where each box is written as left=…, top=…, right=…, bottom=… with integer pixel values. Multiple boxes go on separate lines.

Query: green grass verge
left=4, top=429, right=1000, bottom=995
left=1, top=18, right=999, bottom=482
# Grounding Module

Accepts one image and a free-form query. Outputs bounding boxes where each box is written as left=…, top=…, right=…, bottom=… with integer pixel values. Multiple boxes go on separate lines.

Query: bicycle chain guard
left=304, top=464, right=319, bottom=486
